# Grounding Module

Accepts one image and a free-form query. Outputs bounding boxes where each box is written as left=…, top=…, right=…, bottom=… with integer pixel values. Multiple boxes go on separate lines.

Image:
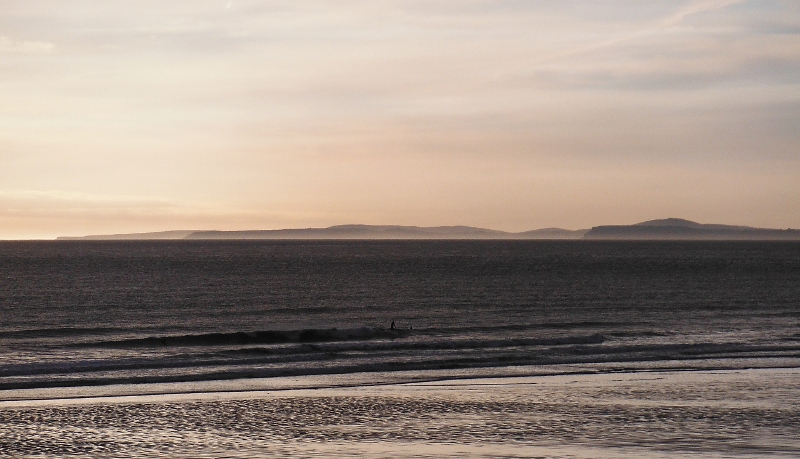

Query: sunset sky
left=2, top=1, right=799, bottom=239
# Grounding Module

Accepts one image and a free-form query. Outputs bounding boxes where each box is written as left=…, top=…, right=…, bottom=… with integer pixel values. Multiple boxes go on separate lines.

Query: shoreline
left=3, top=358, right=799, bottom=406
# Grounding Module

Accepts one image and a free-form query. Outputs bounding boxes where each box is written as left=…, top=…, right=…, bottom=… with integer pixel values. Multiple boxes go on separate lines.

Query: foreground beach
left=2, top=367, right=799, bottom=458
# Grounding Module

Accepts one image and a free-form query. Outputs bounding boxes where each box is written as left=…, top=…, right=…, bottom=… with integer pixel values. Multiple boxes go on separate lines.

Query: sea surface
left=1, top=240, right=799, bottom=457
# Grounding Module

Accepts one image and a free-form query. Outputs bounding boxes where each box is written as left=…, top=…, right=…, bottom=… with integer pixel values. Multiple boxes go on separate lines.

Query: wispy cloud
left=661, top=0, right=746, bottom=27
left=0, top=35, right=54, bottom=53
left=0, top=190, right=197, bottom=216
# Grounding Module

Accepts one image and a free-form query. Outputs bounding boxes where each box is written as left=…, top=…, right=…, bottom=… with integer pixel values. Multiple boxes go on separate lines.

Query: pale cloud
left=0, top=189, right=183, bottom=208
left=0, top=35, right=54, bottom=53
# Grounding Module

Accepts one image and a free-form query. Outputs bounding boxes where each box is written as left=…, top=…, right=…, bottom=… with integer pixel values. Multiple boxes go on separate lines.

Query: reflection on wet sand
left=1, top=368, right=798, bottom=458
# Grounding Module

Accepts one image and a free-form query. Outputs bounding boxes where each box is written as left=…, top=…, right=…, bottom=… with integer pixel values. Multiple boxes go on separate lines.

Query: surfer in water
left=390, top=321, right=396, bottom=330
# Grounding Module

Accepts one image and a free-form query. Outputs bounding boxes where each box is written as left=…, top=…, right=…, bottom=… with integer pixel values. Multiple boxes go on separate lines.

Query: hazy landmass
left=186, top=225, right=509, bottom=240
left=55, top=219, right=800, bottom=241
left=57, top=230, right=199, bottom=241
left=57, top=225, right=586, bottom=240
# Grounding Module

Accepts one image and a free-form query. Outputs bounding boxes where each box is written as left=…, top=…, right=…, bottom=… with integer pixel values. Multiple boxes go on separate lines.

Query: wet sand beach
left=2, top=367, right=799, bottom=458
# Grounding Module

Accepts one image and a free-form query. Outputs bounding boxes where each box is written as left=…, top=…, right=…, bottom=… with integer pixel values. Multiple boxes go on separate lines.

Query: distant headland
left=582, top=218, right=800, bottom=240
left=55, top=219, right=800, bottom=240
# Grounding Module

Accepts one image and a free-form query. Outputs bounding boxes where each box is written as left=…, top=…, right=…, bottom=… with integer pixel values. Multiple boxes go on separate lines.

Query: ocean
left=1, top=240, right=799, bottom=457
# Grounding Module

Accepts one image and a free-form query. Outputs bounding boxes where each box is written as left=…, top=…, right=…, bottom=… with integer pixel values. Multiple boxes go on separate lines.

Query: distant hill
left=583, top=218, right=800, bottom=240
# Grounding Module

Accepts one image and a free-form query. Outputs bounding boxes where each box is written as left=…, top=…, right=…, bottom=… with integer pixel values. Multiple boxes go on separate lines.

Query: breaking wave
left=83, top=327, right=412, bottom=348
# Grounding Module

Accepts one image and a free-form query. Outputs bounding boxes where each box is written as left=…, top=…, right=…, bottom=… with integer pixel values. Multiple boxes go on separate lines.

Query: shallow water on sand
left=1, top=368, right=798, bottom=458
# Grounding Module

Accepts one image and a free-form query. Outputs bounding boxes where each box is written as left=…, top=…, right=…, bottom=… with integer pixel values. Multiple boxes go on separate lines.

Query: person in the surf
left=390, top=320, right=396, bottom=330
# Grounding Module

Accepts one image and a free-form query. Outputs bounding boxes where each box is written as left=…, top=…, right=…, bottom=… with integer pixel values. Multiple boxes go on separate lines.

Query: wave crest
left=85, top=327, right=410, bottom=348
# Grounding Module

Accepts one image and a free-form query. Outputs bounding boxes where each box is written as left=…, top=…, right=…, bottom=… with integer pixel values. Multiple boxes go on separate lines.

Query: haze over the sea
left=2, top=1, right=799, bottom=239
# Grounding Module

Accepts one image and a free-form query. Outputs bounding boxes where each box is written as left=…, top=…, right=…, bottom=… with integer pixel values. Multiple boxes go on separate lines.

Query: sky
left=1, top=0, right=799, bottom=239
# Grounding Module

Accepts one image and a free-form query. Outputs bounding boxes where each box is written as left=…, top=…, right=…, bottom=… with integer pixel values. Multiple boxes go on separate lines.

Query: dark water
left=1, top=240, right=799, bottom=390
